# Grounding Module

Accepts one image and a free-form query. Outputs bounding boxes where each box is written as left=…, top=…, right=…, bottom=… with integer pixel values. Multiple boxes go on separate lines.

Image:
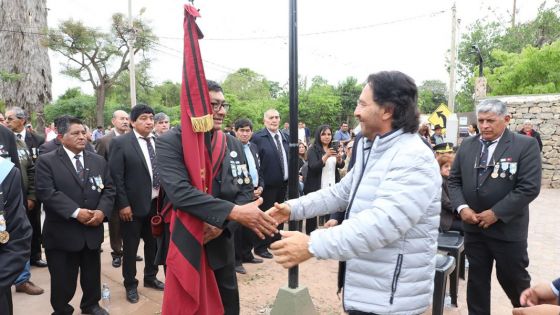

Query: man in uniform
left=157, top=80, right=278, bottom=314
left=35, top=117, right=115, bottom=315
left=5, top=107, right=46, bottom=267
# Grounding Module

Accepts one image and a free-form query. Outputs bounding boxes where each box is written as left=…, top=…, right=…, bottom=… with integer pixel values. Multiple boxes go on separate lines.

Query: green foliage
left=44, top=89, right=96, bottom=126
left=417, top=80, right=448, bottom=114
left=487, top=41, right=560, bottom=95
left=0, top=70, right=24, bottom=82
left=336, top=77, right=362, bottom=126
left=296, top=76, right=342, bottom=134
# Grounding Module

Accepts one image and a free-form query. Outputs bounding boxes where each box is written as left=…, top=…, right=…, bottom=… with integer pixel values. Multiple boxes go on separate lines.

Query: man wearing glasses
left=157, top=80, right=277, bottom=314
left=448, top=99, right=542, bottom=314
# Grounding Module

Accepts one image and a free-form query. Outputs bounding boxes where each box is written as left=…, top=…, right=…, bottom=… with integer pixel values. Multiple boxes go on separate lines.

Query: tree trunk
left=0, top=0, right=52, bottom=135
left=95, top=86, right=106, bottom=127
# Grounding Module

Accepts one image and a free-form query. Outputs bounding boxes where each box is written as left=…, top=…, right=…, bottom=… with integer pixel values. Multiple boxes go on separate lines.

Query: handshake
left=227, top=198, right=292, bottom=240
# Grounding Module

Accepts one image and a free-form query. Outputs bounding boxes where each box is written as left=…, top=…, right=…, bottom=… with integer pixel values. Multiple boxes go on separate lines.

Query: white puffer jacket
left=287, top=130, right=441, bottom=315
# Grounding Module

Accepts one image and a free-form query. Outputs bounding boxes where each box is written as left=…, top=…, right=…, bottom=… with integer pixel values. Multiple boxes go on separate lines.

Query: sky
left=46, top=0, right=544, bottom=100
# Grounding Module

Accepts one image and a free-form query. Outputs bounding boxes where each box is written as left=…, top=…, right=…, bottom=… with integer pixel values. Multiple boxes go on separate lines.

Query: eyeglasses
left=211, top=101, right=230, bottom=112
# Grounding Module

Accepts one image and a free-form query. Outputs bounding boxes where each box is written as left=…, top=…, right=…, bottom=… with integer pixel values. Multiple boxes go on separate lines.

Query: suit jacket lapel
left=129, top=132, right=150, bottom=174
left=57, top=147, right=85, bottom=187
left=479, top=129, right=513, bottom=186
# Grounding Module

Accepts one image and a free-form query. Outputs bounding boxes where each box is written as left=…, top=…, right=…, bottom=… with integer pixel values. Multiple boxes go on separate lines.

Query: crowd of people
left=0, top=69, right=551, bottom=315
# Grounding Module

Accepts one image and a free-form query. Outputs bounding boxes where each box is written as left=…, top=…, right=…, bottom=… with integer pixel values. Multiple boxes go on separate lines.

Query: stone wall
left=483, top=94, right=560, bottom=188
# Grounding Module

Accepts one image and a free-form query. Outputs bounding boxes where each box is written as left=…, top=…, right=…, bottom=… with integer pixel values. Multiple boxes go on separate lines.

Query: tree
left=47, top=11, right=156, bottom=126
left=0, top=0, right=52, bottom=133
left=44, top=88, right=96, bottom=127
left=297, top=76, right=341, bottom=133
left=487, top=41, right=560, bottom=95
left=417, top=80, right=448, bottom=114
left=336, top=76, right=362, bottom=126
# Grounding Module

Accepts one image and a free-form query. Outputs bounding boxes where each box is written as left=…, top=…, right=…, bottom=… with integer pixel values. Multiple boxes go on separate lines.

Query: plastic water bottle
left=101, top=283, right=111, bottom=312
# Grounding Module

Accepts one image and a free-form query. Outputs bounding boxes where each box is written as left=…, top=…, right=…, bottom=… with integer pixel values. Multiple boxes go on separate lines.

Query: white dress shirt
left=133, top=129, right=159, bottom=199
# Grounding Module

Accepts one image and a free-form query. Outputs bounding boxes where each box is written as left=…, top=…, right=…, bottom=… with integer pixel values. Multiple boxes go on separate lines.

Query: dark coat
left=23, top=131, right=44, bottom=164
left=0, top=125, right=20, bottom=169
left=448, top=129, right=542, bottom=241
left=108, top=131, right=155, bottom=217
left=156, top=128, right=253, bottom=270
left=35, top=147, right=115, bottom=251
left=303, top=144, right=344, bottom=194
left=439, top=176, right=457, bottom=232
left=518, top=129, right=543, bottom=152
left=0, top=166, right=32, bottom=314
left=95, top=130, right=117, bottom=161
left=251, top=129, right=289, bottom=188
left=247, top=142, right=264, bottom=189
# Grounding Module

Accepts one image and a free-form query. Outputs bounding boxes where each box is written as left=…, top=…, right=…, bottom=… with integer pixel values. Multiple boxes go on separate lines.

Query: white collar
left=133, top=129, right=153, bottom=141
left=63, top=145, right=83, bottom=161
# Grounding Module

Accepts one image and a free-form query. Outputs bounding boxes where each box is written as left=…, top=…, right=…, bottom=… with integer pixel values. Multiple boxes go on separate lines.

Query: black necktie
left=74, top=154, right=85, bottom=181
left=142, top=137, right=160, bottom=189
left=478, top=140, right=495, bottom=178
left=274, top=134, right=286, bottom=179
left=16, top=134, right=22, bottom=140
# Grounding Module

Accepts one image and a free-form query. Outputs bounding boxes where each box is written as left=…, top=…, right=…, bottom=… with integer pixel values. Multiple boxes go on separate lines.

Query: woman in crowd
left=303, top=124, right=344, bottom=234
left=467, top=123, right=479, bottom=136
left=297, top=142, right=308, bottom=196
left=437, top=154, right=462, bottom=233
left=418, top=123, right=432, bottom=146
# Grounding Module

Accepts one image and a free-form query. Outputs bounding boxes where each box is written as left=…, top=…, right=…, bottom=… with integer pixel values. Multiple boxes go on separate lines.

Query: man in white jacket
left=268, top=71, right=441, bottom=315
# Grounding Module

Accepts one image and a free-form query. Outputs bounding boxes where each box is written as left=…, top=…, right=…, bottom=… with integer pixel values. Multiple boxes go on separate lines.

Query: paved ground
left=12, top=188, right=560, bottom=314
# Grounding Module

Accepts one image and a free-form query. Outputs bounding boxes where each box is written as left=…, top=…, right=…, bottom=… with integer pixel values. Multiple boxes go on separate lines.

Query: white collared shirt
left=15, top=129, right=27, bottom=142
left=63, top=146, right=85, bottom=218
left=267, top=129, right=289, bottom=181
left=133, top=129, right=159, bottom=199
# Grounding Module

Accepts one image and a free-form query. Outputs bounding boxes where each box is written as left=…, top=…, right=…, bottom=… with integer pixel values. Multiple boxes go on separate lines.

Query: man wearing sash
left=0, top=158, right=32, bottom=315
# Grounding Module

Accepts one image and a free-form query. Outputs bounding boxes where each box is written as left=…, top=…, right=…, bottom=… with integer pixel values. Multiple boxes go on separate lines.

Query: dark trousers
left=465, top=232, right=530, bottom=315
left=27, top=204, right=42, bottom=261
left=0, top=290, right=13, bottom=315
left=45, top=247, right=101, bottom=315
left=109, top=204, right=123, bottom=258
left=234, top=223, right=256, bottom=265
left=305, top=217, right=317, bottom=235
left=214, top=261, right=240, bottom=315
left=121, top=200, right=159, bottom=289
left=255, top=183, right=287, bottom=253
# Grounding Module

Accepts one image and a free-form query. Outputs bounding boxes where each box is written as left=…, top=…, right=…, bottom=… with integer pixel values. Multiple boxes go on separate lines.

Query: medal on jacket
left=509, top=162, right=517, bottom=180
left=491, top=162, right=500, bottom=179
left=240, top=164, right=251, bottom=184
left=94, top=175, right=104, bottom=190
left=0, top=211, right=9, bottom=244
left=31, top=147, right=37, bottom=160
left=500, top=162, right=509, bottom=178
left=89, top=177, right=97, bottom=191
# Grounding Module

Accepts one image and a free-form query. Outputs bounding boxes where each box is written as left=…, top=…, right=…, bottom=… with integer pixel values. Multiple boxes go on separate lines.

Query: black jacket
left=304, top=144, right=344, bottom=195
left=518, top=129, right=543, bottom=152
left=251, top=129, right=289, bottom=188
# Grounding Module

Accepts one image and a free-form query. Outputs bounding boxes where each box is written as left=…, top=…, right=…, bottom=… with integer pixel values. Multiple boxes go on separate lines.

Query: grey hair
left=523, top=120, right=532, bottom=125
left=112, top=110, right=129, bottom=119
left=154, top=112, right=170, bottom=123
left=476, top=99, right=508, bottom=117
left=6, top=106, right=26, bottom=121
left=263, top=108, right=279, bottom=119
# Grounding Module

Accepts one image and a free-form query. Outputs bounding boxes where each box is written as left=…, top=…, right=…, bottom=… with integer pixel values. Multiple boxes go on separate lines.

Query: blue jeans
left=14, top=260, right=31, bottom=285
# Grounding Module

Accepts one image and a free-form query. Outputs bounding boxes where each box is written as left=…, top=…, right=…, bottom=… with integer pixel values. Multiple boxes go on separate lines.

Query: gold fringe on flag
left=190, top=114, right=214, bottom=133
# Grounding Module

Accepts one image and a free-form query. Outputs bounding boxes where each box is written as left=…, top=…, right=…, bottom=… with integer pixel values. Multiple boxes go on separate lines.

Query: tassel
left=190, top=114, right=213, bottom=133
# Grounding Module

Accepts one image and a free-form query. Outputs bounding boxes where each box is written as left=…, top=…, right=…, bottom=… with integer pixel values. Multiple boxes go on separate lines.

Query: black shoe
left=242, top=257, right=264, bottom=264
left=126, top=287, right=139, bottom=304
left=144, top=279, right=164, bottom=291
left=255, top=251, right=273, bottom=259
left=112, top=256, right=122, bottom=268
left=30, top=259, right=48, bottom=268
left=135, top=255, right=143, bottom=262
left=82, top=304, right=109, bottom=315
left=235, top=265, right=247, bottom=274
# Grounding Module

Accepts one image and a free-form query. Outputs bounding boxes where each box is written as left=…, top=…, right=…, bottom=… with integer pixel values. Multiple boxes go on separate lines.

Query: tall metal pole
left=448, top=3, right=457, bottom=112
left=128, top=0, right=137, bottom=108
left=512, top=0, right=517, bottom=28
left=287, top=0, right=299, bottom=289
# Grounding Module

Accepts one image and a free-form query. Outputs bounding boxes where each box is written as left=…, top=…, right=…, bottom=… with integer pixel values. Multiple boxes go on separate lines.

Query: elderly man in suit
left=94, top=110, right=140, bottom=268
left=38, top=116, right=96, bottom=156
left=448, top=99, right=542, bottom=314
left=251, top=109, right=289, bottom=259
left=233, top=118, right=265, bottom=274
left=4, top=107, right=46, bottom=268
left=35, top=117, right=115, bottom=315
left=108, top=104, right=164, bottom=304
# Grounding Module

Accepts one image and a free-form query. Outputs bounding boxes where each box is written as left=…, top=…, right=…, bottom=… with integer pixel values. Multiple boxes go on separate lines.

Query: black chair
left=437, top=231, right=465, bottom=306
left=433, top=254, right=456, bottom=315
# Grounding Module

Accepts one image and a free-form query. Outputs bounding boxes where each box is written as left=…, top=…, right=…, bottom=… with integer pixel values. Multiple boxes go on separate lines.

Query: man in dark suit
left=448, top=99, right=542, bottom=314
left=5, top=107, right=46, bottom=268
left=0, top=157, right=32, bottom=315
left=233, top=118, right=265, bottom=274
left=0, top=124, right=20, bottom=168
left=108, top=104, right=164, bottom=304
left=35, top=117, right=115, bottom=315
left=39, top=115, right=96, bottom=156
left=251, top=108, right=289, bottom=259
left=94, top=110, right=138, bottom=268
left=157, top=81, right=278, bottom=314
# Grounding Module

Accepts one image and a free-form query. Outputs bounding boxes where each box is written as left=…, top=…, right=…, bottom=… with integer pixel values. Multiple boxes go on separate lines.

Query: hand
left=512, top=304, right=560, bottom=315
left=85, top=210, right=105, bottom=226
left=323, top=148, right=337, bottom=161
left=519, top=283, right=558, bottom=307
left=324, top=219, right=338, bottom=228
left=203, top=223, right=223, bottom=244
left=253, top=187, right=263, bottom=199
left=27, top=199, right=36, bottom=210
left=76, top=209, right=94, bottom=224
left=270, top=230, right=313, bottom=268
left=228, top=198, right=278, bottom=239
left=476, top=209, right=498, bottom=229
left=459, top=207, right=479, bottom=225
left=265, top=202, right=291, bottom=225
left=119, top=206, right=133, bottom=222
